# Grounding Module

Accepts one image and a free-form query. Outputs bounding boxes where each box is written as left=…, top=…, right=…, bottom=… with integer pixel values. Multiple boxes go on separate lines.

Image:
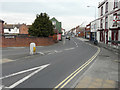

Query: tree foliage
left=28, top=13, right=54, bottom=37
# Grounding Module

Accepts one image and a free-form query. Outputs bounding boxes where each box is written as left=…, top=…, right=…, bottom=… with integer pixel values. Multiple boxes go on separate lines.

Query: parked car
left=66, top=36, right=70, bottom=40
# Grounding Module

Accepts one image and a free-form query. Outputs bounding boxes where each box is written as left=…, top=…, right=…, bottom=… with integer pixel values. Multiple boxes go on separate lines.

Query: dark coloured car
left=66, top=36, right=70, bottom=40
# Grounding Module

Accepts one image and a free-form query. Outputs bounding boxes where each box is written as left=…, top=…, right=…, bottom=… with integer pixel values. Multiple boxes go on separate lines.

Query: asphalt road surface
left=1, top=37, right=99, bottom=89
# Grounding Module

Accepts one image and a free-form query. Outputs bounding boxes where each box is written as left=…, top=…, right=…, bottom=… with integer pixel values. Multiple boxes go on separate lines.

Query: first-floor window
left=114, top=0, right=118, bottom=9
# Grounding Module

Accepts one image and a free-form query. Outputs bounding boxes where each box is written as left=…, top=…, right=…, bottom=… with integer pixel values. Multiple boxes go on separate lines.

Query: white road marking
left=64, top=47, right=75, bottom=51
left=0, top=64, right=50, bottom=80
left=73, top=40, right=78, bottom=47
left=5, top=64, right=50, bottom=88
left=0, top=85, right=4, bottom=90
left=0, top=85, right=9, bottom=89
left=54, top=50, right=63, bottom=53
left=37, top=52, right=45, bottom=55
left=0, top=58, right=15, bottom=64
left=48, top=53, right=54, bottom=55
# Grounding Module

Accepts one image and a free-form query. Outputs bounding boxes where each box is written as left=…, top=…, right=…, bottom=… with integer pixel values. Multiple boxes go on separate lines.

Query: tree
left=28, top=13, right=54, bottom=37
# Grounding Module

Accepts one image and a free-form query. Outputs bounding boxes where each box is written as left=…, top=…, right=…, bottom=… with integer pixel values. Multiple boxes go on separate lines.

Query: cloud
left=0, top=13, right=36, bottom=25
left=55, top=16, right=94, bottom=30
left=0, top=0, right=104, bottom=30
left=0, top=12, right=94, bottom=31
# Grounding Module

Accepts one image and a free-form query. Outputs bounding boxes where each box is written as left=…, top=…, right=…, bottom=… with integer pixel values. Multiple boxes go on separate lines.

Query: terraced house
left=90, top=0, right=120, bottom=48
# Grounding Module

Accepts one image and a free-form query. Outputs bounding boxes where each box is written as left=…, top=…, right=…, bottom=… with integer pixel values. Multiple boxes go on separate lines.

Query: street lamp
left=87, top=6, right=96, bottom=19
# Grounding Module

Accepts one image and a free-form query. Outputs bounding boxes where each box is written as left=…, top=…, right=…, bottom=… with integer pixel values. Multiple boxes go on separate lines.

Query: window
left=101, top=6, right=103, bottom=16
left=100, top=19, right=103, bottom=28
left=105, top=17, right=108, bottom=29
left=52, top=21, right=56, bottom=25
left=94, top=23, right=96, bottom=30
left=114, top=0, right=118, bottom=9
left=105, top=2, right=108, bottom=13
left=113, top=13, right=118, bottom=27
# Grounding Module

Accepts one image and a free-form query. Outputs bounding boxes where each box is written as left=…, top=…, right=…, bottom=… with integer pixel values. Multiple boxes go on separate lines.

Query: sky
left=0, top=0, right=103, bottom=31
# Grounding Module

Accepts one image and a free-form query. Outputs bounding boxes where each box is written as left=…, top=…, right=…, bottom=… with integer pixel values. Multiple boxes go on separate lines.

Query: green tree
left=28, top=13, right=54, bottom=37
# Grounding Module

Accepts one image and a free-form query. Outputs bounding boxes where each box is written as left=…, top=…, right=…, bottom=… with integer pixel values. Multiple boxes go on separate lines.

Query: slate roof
left=3, top=24, right=21, bottom=29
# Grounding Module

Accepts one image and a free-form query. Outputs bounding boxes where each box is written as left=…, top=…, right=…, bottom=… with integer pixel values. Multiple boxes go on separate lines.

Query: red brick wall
left=0, top=36, right=56, bottom=47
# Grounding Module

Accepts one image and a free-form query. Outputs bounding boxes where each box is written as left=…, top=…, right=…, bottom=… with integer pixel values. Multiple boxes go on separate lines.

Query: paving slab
left=75, top=46, right=119, bottom=88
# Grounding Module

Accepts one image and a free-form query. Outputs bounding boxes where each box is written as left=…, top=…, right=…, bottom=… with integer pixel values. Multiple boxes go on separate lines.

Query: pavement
left=75, top=37, right=119, bottom=88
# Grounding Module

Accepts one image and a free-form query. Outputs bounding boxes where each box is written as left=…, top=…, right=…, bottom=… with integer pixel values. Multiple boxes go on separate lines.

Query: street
left=1, top=0, right=120, bottom=89
left=1, top=37, right=99, bottom=89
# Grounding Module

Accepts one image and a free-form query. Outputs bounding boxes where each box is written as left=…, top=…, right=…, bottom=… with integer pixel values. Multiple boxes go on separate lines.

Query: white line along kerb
left=1, top=64, right=50, bottom=88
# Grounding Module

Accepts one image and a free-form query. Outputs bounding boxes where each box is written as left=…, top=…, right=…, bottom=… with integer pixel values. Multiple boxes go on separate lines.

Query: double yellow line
left=53, top=46, right=100, bottom=89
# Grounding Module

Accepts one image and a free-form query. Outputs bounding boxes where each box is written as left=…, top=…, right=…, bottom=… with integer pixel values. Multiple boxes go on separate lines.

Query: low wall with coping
left=0, top=35, right=57, bottom=47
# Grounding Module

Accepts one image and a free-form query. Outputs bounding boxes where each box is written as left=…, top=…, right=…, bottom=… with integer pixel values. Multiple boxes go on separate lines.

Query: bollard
left=30, top=43, right=36, bottom=55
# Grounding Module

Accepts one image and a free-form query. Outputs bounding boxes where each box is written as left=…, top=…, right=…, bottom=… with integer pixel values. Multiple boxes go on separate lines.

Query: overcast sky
left=0, top=0, right=103, bottom=31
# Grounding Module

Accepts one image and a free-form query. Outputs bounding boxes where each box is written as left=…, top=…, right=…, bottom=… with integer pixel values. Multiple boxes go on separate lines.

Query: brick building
left=85, top=23, right=91, bottom=39
left=0, top=19, right=4, bottom=34
left=3, top=23, right=30, bottom=35
left=4, top=24, right=20, bottom=34
left=70, top=26, right=85, bottom=37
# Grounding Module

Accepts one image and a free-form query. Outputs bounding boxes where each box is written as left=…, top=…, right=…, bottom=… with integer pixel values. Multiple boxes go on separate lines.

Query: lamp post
left=87, top=6, right=97, bottom=41
left=87, top=6, right=96, bottom=19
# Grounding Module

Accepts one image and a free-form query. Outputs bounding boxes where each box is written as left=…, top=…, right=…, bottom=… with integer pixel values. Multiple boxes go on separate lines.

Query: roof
left=98, top=0, right=107, bottom=8
left=0, top=19, right=4, bottom=22
left=3, top=24, right=21, bottom=29
left=51, top=17, right=59, bottom=22
left=27, top=25, right=32, bottom=27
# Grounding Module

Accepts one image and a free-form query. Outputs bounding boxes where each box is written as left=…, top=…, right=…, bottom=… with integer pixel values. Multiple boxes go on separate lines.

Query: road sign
left=113, top=15, right=120, bottom=27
